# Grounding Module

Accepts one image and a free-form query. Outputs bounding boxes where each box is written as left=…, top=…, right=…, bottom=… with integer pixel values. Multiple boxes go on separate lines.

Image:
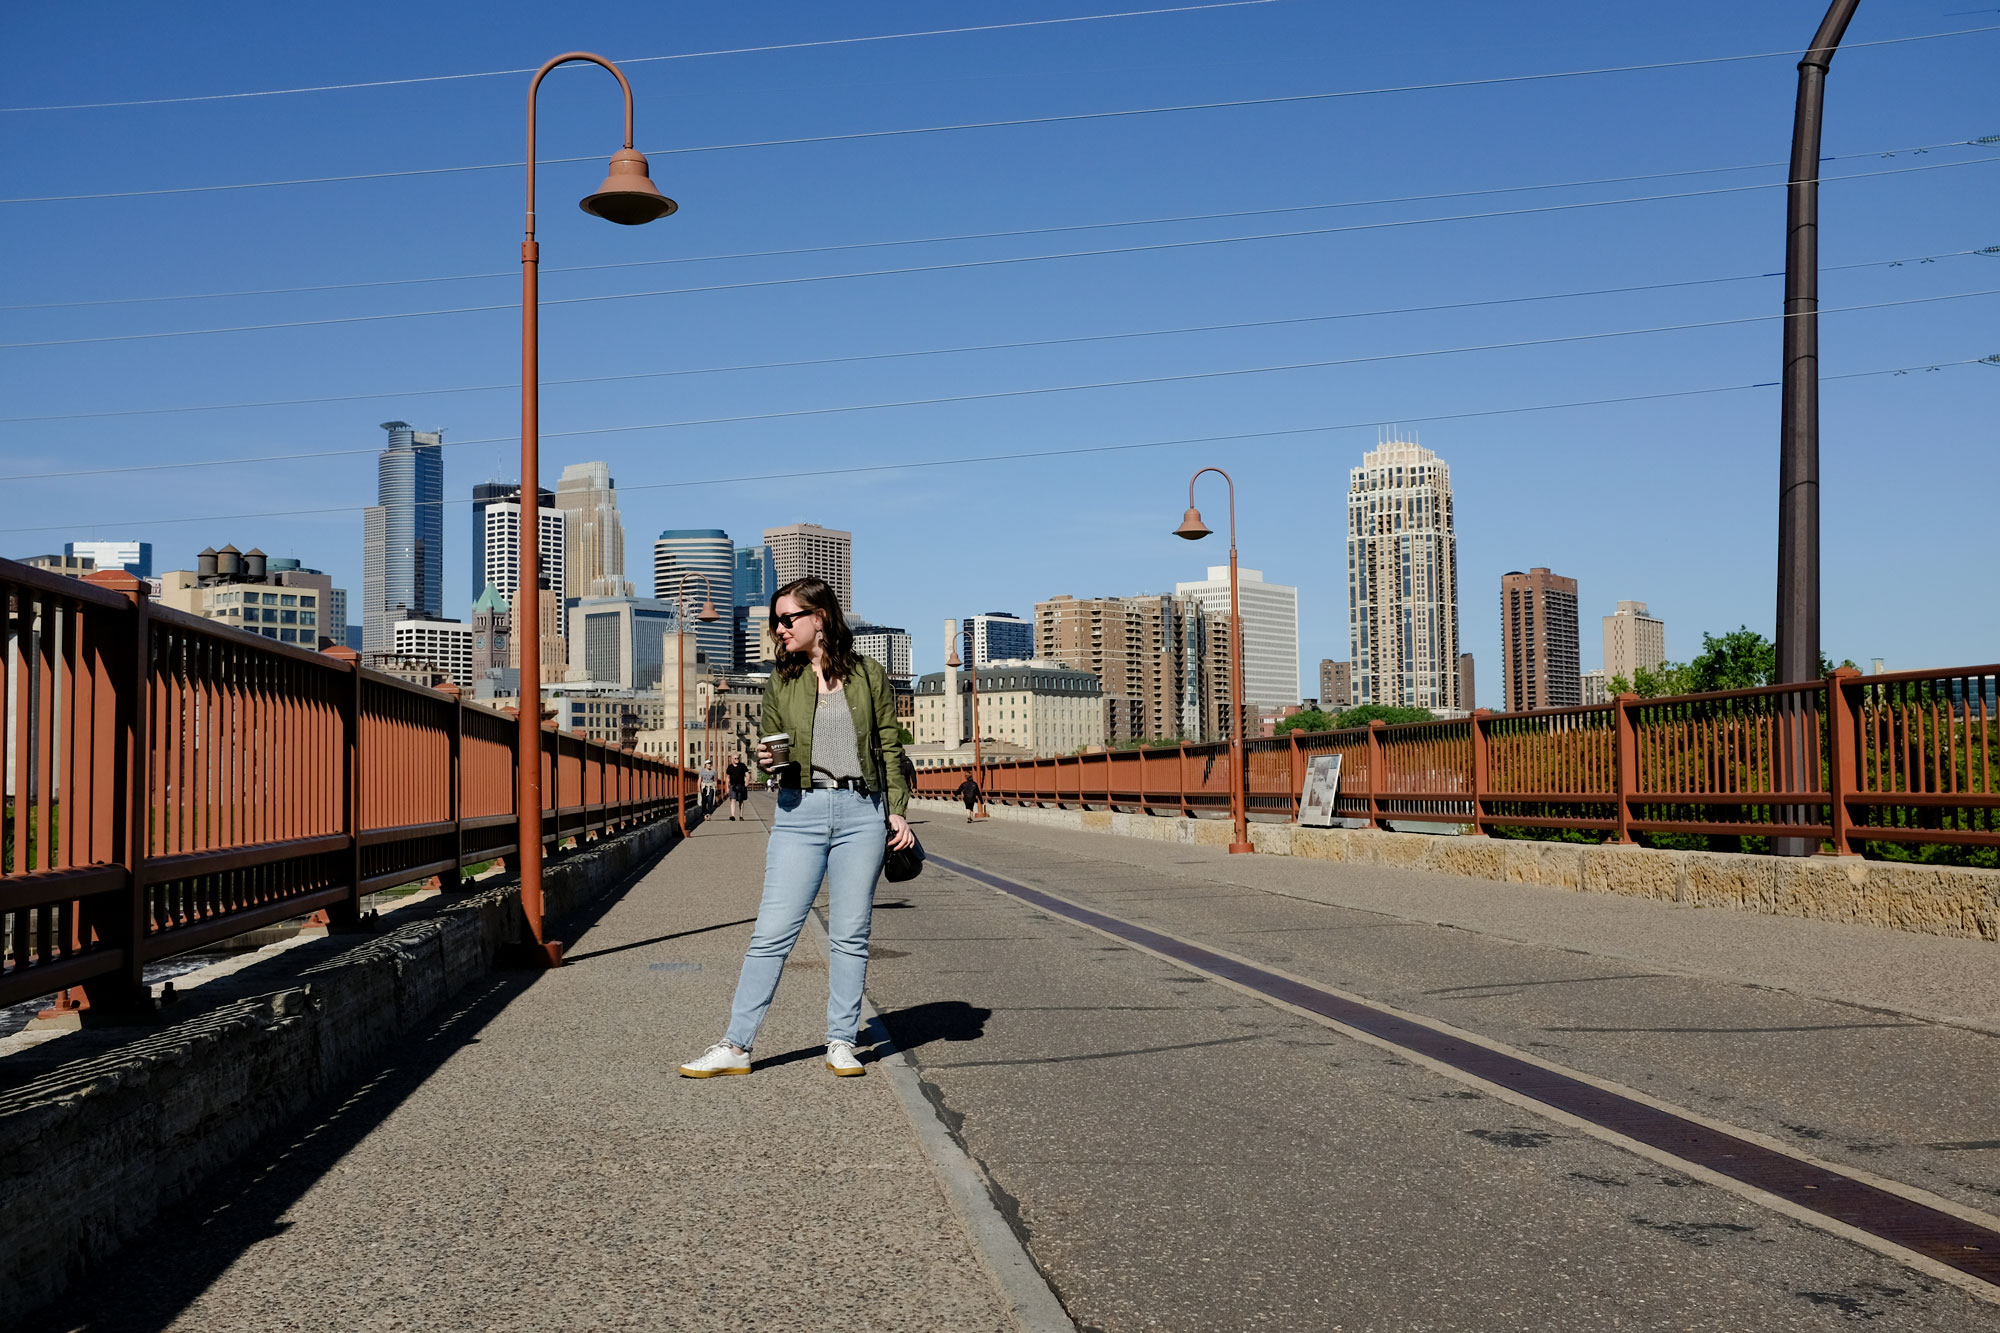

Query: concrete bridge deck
left=24, top=797, right=2000, bottom=1331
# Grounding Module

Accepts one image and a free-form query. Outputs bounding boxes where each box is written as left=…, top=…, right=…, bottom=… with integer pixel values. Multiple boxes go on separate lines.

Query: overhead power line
left=1, top=247, right=1981, bottom=426
left=5, top=155, right=1992, bottom=352
left=0, top=3, right=1281, bottom=113
left=5, top=24, right=1996, bottom=205
left=3, top=135, right=1983, bottom=313
left=6, top=287, right=1994, bottom=485
left=2, top=358, right=1979, bottom=536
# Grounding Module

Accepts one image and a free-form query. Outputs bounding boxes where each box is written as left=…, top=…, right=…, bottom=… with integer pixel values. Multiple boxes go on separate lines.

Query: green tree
left=1606, top=629, right=1849, bottom=699
left=1273, top=708, right=1339, bottom=736
left=1332, top=704, right=1435, bottom=729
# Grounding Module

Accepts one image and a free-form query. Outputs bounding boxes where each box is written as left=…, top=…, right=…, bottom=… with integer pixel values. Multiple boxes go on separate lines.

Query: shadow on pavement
left=562, top=916, right=757, bottom=964
left=871, top=999, right=992, bottom=1062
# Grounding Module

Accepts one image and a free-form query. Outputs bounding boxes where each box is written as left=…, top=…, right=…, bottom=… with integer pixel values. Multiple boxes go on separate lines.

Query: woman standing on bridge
left=679, top=576, right=915, bottom=1079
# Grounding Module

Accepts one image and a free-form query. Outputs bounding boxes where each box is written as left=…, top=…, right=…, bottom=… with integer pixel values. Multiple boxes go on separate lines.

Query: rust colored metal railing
left=1, top=559, right=691, bottom=1012
left=914, top=663, right=1999, bottom=855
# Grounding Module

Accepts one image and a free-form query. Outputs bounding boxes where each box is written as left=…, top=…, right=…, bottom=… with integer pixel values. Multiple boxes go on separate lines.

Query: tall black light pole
left=1776, top=0, right=1860, bottom=858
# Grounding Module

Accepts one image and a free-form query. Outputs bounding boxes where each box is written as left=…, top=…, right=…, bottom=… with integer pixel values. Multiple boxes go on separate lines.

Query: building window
left=263, top=593, right=279, bottom=605
left=280, top=595, right=298, bottom=607
left=281, top=610, right=298, bottom=624
left=281, top=629, right=298, bottom=643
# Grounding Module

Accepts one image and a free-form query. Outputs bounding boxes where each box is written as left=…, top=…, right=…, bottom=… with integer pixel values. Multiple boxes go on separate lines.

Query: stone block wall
left=918, top=800, right=1999, bottom=944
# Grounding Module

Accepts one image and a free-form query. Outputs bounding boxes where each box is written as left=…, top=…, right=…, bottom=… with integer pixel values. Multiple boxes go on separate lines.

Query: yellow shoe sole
left=826, top=1062, right=866, bottom=1077
left=678, top=1064, right=751, bottom=1078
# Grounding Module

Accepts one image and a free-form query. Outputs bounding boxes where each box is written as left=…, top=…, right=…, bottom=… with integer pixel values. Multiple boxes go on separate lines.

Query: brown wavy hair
left=771, top=576, right=861, bottom=684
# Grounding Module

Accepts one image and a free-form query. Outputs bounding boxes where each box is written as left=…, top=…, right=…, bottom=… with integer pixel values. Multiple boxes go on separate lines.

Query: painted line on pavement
left=930, top=851, right=2000, bottom=1303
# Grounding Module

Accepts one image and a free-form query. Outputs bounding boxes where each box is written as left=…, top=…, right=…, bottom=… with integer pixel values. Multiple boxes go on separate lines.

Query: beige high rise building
left=1501, top=568, right=1580, bottom=712
left=764, top=523, right=852, bottom=612
left=1348, top=439, right=1460, bottom=710
left=1603, top=600, right=1667, bottom=684
left=1036, top=593, right=1232, bottom=743
left=553, top=461, right=633, bottom=599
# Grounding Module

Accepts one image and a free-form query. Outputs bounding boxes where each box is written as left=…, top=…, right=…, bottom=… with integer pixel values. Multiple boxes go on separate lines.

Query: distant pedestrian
left=726, top=755, right=750, bottom=820
left=698, top=763, right=716, bottom=815
left=957, top=774, right=981, bottom=822
left=679, top=576, right=913, bottom=1080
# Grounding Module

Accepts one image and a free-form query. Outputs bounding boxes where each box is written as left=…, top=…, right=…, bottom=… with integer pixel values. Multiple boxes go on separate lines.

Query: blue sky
left=2, top=1, right=1994, bottom=691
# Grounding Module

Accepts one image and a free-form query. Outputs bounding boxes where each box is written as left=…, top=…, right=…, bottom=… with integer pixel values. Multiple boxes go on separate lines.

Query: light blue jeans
left=724, top=786, right=885, bottom=1050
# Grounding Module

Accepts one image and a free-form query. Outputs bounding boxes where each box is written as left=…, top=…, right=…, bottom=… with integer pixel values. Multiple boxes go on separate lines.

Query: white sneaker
left=679, top=1042, right=751, bottom=1078
left=825, top=1040, right=866, bottom=1077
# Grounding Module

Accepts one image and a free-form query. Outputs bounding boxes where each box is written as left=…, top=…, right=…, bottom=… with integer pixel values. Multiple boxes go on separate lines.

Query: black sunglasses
left=775, top=610, right=814, bottom=629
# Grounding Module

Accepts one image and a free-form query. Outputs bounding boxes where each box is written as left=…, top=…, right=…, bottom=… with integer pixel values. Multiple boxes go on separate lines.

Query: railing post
left=321, top=647, right=365, bottom=925
left=1827, top=665, right=1862, bottom=855
left=1288, top=730, right=1303, bottom=822
left=1468, top=709, right=1491, bottom=835
left=1366, top=720, right=1387, bottom=830
left=70, top=573, right=155, bottom=1014
left=442, top=683, right=465, bottom=887
left=1614, top=692, right=1639, bottom=845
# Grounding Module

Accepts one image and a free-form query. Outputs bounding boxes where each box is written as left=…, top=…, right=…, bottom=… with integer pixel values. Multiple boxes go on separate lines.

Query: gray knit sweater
left=810, top=684, right=864, bottom=781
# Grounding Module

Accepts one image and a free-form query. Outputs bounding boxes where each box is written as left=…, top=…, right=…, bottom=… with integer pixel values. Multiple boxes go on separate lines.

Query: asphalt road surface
left=865, top=811, right=2000, bottom=1332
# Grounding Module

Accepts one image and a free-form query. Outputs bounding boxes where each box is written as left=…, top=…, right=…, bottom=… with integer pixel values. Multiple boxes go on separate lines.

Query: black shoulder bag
left=871, top=665, right=925, bottom=882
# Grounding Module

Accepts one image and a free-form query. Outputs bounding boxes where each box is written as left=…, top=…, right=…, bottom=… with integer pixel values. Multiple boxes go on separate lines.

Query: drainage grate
left=930, top=853, right=2000, bottom=1289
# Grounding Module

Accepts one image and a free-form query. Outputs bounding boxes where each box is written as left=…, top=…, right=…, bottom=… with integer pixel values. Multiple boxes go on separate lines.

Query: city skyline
left=11, top=6, right=1990, bottom=692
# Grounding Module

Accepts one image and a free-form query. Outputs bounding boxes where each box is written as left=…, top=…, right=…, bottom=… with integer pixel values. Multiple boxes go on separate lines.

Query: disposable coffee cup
left=761, top=733, right=792, bottom=766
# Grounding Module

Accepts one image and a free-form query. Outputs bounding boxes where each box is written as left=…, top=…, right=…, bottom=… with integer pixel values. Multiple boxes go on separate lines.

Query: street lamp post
left=516, top=52, right=677, bottom=967
left=944, top=643, right=988, bottom=819
left=1775, top=0, right=1860, bottom=858
left=672, top=571, right=722, bottom=837
left=1175, top=468, right=1254, bottom=854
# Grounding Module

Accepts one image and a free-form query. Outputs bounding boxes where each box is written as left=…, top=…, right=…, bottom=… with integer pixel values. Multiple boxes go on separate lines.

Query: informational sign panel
left=1297, top=753, right=1343, bottom=828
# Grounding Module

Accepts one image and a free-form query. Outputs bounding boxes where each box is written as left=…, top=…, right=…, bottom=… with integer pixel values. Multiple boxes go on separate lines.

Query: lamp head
left=696, top=600, right=721, bottom=623
left=580, top=148, right=677, bottom=225
left=1173, top=507, right=1212, bottom=541
left=945, top=648, right=962, bottom=669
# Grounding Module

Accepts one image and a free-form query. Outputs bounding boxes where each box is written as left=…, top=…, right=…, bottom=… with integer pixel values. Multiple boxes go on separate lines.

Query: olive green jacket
left=760, top=655, right=910, bottom=816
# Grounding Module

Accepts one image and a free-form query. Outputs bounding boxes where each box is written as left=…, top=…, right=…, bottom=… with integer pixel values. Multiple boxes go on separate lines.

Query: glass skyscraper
left=363, top=421, right=444, bottom=654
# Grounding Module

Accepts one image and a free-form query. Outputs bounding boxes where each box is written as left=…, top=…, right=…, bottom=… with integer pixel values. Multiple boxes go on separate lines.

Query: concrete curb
left=807, top=910, right=1077, bottom=1333
left=915, top=800, right=2000, bottom=944
left=0, top=816, right=686, bottom=1321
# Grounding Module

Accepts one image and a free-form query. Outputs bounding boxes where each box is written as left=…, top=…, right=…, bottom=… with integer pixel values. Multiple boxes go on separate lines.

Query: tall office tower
left=764, top=523, right=852, bottom=612
left=1036, top=593, right=1231, bottom=743
left=852, top=621, right=915, bottom=687
left=568, top=596, right=681, bottom=690
left=960, top=612, right=1034, bottom=667
left=362, top=421, right=445, bottom=654
left=471, top=481, right=552, bottom=603
left=652, top=529, right=736, bottom=669
left=64, top=540, right=152, bottom=579
left=1458, top=653, right=1476, bottom=712
left=482, top=501, right=567, bottom=610
left=1318, top=660, right=1352, bottom=711
left=1174, top=566, right=1301, bottom=711
left=734, top=544, right=776, bottom=608
left=1603, top=600, right=1668, bottom=684
left=553, top=461, right=633, bottom=599
left=1347, top=438, right=1460, bottom=710
left=1500, top=567, right=1580, bottom=712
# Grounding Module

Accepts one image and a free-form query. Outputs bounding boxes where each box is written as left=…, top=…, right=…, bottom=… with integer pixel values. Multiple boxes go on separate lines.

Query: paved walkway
left=28, top=801, right=2000, bottom=1331
left=31, top=801, right=1026, bottom=1333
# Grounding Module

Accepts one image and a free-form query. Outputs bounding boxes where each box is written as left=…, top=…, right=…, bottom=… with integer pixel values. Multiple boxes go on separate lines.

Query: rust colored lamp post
left=516, top=52, right=677, bottom=967
left=1175, top=468, right=1253, bottom=854
left=944, top=643, right=988, bottom=819
left=672, top=571, right=722, bottom=836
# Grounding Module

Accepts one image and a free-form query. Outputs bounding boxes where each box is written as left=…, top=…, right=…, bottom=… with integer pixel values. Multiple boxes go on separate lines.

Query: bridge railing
left=913, top=663, right=2000, bottom=855
left=1, top=558, right=691, bottom=1012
